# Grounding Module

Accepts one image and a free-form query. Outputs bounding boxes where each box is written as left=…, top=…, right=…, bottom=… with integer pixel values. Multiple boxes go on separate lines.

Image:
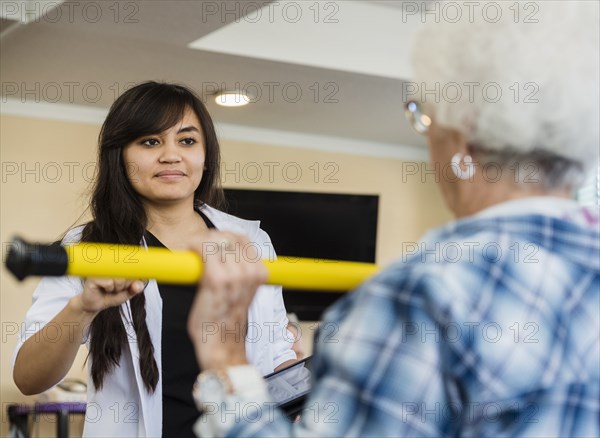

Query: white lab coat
left=13, top=205, right=296, bottom=437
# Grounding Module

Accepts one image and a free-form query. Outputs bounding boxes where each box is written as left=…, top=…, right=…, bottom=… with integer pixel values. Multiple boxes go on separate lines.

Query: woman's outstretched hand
left=71, top=278, right=146, bottom=315
left=187, top=231, right=268, bottom=370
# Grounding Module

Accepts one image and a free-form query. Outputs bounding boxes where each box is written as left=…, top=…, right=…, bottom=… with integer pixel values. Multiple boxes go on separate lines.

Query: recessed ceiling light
left=214, top=90, right=251, bottom=107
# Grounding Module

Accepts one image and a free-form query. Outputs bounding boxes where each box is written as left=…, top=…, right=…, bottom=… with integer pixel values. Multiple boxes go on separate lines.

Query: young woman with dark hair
left=13, top=81, right=296, bottom=437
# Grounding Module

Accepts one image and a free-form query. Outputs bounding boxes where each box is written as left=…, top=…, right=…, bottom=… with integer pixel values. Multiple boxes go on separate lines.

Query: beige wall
left=0, top=114, right=451, bottom=436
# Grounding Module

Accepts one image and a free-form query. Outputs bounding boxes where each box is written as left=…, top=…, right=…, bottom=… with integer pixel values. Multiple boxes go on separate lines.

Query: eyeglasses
left=404, top=100, right=431, bottom=135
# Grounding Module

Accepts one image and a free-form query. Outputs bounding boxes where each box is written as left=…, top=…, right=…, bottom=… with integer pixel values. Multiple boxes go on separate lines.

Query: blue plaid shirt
left=201, top=200, right=600, bottom=437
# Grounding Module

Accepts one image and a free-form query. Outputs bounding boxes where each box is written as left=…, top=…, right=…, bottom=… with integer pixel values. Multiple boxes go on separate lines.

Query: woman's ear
left=449, top=128, right=469, bottom=157
left=429, top=121, right=468, bottom=159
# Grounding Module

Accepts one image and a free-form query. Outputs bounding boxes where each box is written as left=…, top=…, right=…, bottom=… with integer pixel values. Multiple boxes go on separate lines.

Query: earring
left=450, top=153, right=475, bottom=180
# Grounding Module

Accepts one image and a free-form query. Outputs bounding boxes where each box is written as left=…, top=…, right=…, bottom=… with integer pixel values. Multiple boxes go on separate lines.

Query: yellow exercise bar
left=6, top=238, right=379, bottom=292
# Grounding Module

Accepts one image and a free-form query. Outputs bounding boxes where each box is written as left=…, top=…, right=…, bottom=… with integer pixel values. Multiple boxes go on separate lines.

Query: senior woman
left=186, top=2, right=599, bottom=437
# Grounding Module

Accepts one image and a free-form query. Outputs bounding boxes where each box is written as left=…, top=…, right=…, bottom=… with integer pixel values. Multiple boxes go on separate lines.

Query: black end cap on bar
left=5, top=236, right=69, bottom=281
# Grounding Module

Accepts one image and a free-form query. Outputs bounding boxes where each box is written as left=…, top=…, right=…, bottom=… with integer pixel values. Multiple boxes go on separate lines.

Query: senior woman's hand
left=187, top=231, right=268, bottom=371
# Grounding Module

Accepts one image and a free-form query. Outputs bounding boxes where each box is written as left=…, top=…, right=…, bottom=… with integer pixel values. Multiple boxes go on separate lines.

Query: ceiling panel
left=0, top=0, right=427, bottom=151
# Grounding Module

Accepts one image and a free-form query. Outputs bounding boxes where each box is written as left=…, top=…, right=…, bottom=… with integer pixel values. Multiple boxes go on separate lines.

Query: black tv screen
left=224, top=189, right=379, bottom=320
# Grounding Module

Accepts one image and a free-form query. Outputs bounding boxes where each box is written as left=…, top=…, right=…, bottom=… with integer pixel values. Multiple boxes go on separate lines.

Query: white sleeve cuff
left=194, top=365, right=271, bottom=438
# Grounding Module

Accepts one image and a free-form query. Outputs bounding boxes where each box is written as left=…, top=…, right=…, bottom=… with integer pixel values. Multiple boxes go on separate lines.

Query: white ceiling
left=0, top=0, right=429, bottom=155
left=189, top=1, right=420, bottom=80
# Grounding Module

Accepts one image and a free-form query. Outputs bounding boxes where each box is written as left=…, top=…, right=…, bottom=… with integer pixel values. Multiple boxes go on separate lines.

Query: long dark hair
left=82, top=81, right=224, bottom=392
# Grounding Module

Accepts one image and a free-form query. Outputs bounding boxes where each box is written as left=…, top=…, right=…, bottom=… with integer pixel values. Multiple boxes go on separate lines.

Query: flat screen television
left=223, top=189, right=379, bottom=320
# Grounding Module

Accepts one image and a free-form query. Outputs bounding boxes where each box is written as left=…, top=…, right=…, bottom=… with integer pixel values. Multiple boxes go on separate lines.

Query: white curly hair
left=411, top=1, right=599, bottom=189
